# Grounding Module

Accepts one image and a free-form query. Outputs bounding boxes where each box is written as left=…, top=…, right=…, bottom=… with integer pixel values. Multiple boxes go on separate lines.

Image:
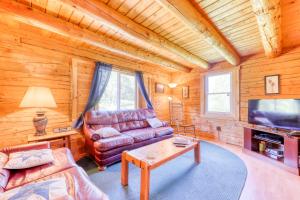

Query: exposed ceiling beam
left=251, top=0, right=282, bottom=58
left=57, top=0, right=209, bottom=69
left=0, top=0, right=190, bottom=73
left=155, top=0, right=241, bottom=66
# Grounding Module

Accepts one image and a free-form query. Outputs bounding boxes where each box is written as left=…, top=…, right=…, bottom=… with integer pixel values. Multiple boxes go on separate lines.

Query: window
left=202, top=68, right=239, bottom=119
left=206, top=73, right=232, bottom=113
left=98, top=70, right=137, bottom=110
left=120, top=73, right=136, bottom=109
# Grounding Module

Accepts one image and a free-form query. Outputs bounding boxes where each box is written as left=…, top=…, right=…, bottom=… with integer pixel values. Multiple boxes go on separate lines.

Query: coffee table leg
left=121, top=152, right=128, bottom=186
left=140, top=161, right=150, bottom=200
left=194, top=142, right=200, bottom=164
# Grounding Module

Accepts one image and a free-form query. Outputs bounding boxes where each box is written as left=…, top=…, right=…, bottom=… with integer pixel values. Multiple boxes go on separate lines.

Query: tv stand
left=244, top=127, right=300, bottom=175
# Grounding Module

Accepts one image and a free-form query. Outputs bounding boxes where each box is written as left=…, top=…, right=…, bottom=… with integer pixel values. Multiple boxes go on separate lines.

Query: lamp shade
left=20, top=87, right=57, bottom=108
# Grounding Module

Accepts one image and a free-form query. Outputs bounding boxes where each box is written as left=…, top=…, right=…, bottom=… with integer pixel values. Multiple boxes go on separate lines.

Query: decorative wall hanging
left=155, top=83, right=165, bottom=93
left=265, top=75, right=280, bottom=94
left=182, top=86, right=189, bottom=98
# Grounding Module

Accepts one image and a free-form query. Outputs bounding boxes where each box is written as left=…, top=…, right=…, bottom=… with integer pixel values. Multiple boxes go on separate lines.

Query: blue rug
left=77, top=141, right=247, bottom=200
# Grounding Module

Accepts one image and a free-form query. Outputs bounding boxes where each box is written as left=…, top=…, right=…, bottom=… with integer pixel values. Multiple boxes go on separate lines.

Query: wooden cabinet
left=284, top=136, right=299, bottom=169
left=243, top=127, right=300, bottom=175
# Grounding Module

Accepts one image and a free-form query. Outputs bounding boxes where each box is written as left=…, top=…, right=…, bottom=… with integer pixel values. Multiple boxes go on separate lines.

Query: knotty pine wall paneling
left=0, top=18, right=171, bottom=160
left=150, top=74, right=172, bottom=121
left=172, top=47, right=300, bottom=146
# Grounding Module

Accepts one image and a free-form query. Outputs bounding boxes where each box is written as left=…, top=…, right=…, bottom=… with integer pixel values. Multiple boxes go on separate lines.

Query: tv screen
left=248, top=99, right=300, bottom=130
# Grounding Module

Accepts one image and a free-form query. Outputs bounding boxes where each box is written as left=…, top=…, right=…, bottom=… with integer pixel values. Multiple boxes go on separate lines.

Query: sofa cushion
left=4, top=149, right=54, bottom=170
left=5, top=148, right=76, bottom=190
left=85, top=109, right=156, bottom=132
left=0, top=152, right=10, bottom=193
left=94, top=135, right=134, bottom=152
left=116, top=110, right=152, bottom=132
left=85, top=110, right=119, bottom=125
left=154, top=127, right=174, bottom=137
left=90, top=124, right=122, bottom=132
left=123, top=128, right=155, bottom=142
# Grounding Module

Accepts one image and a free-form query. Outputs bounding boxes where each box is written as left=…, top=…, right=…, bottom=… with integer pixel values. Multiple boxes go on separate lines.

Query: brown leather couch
left=83, top=108, right=174, bottom=169
left=0, top=142, right=108, bottom=200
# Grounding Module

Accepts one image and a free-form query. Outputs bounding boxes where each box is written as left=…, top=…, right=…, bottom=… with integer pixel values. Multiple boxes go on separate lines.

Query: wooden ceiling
left=0, top=0, right=299, bottom=72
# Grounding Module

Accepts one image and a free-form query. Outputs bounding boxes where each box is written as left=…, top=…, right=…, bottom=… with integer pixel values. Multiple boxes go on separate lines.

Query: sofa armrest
left=0, top=142, right=50, bottom=154
left=83, top=123, right=97, bottom=156
left=83, top=124, right=99, bottom=141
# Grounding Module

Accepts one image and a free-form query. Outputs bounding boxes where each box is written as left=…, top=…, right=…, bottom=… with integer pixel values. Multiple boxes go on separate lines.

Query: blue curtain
left=73, top=62, right=112, bottom=129
left=135, top=71, right=153, bottom=109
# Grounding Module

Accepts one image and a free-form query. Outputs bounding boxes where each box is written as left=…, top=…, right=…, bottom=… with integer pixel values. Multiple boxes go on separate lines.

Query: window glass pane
left=98, top=71, right=118, bottom=110
left=120, top=73, right=136, bottom=110
left=207, top=93, right=231, bottom=113
left=208, top=73, right=231, bottom=93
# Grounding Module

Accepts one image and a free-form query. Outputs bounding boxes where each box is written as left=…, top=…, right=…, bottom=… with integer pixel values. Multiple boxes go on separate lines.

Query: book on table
left=173, top=137, right=191, bottom=146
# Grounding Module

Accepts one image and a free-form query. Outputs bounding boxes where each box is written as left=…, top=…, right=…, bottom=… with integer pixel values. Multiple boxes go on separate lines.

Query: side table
left=27, top=130, right=77, bottom=149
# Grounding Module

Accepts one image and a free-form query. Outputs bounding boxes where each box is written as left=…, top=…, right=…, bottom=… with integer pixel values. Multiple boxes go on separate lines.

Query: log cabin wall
left=172, top=47, right=300, bottom=146
left=75, top=60, right=172, bottom=124
left=0, top=17, right=171, bottom=160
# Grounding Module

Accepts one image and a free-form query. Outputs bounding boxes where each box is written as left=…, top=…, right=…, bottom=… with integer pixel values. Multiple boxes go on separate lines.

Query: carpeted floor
left=77, top=141, right=247, bottom=200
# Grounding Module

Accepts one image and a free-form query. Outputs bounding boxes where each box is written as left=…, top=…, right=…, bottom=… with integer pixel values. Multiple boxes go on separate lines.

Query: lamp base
left=33, top=111, right=48, bottom=136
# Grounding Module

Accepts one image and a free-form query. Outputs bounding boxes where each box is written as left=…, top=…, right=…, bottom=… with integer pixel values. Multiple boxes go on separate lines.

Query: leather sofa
left=0, top=142, right=108, bottom=200
left=83, top=108, right=174, bottom=169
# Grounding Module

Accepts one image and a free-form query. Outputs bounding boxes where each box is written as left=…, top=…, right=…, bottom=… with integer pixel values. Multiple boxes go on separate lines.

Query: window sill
left=201, top=113, right=238, bottom=121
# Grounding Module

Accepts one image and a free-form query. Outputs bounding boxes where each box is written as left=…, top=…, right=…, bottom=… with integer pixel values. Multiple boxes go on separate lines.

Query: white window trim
left=200, top=67, right=240, bottom=120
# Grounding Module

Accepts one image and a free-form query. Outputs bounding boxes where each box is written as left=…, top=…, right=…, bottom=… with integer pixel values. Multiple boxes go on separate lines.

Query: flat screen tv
left=248, top=99, right=300, bottom=130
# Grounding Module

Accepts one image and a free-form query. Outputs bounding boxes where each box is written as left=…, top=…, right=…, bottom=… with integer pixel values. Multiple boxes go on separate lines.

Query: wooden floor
left=202, top=139, right=300, bottom=200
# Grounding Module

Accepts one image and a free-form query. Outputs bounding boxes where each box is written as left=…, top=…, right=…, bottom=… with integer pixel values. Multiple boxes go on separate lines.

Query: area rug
left=77, top=141, right=247, bottom=200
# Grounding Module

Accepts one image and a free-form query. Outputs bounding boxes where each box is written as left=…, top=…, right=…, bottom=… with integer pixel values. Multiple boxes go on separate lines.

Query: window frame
left=98, top=69, right=138, bottom=111
left=205, top=72, right=232, bottom=114
left=201, top=67, right=240, bottom=120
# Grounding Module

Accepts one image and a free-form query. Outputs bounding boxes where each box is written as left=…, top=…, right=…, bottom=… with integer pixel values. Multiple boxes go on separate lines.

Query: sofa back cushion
left=85, top=109, right=156, bottom=132
left=0, top=152, right=10, bottom=193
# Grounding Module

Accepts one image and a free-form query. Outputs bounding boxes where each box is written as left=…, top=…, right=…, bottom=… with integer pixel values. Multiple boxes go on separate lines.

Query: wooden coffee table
left=121, top=136, right=200, bottom=200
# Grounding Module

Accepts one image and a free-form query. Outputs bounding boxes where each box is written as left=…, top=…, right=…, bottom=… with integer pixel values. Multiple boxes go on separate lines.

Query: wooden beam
left=251, top=0, right=282, bottom=58
left=155, top=0, right=241, bottom=66
left=58, top=0, right=209, bottom=69
left=0, top=0, right=190, bottom=73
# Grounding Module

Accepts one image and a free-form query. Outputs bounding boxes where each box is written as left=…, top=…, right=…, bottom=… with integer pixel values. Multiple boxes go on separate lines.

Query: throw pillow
left=91, top=127, right=121, bottom=141
left=146, top=118, right=163, bottom=128
left=0, top=178, right=71, bottom=200
left=4, top=149, right=54, bottom=170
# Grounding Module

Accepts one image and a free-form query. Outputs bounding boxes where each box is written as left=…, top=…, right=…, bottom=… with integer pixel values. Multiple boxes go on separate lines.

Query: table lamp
left=19, top=87, right=57, bottom=136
